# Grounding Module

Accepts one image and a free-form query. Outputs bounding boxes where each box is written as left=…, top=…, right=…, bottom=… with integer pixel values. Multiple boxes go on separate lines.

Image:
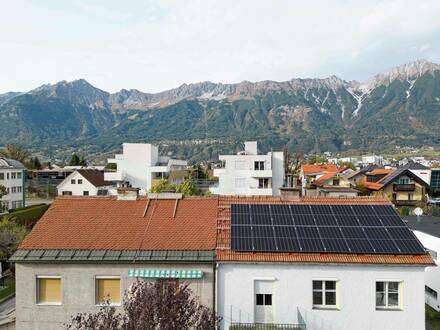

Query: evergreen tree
left=69, top=153, right=80, bottom=166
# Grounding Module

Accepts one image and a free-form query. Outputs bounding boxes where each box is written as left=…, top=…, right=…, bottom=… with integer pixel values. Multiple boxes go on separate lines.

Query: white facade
left=413, top=230, right=440, bottom=311
left=57, top=171, right=112, bottom=196
left=210, top=142, right=284, bottom=196
left=0, top=157, right=25, bottom=212
left=104, top=143, right=187, bottom=194
left=217, top=263, right=426, bottom=330
left=409, top=168, right=431, bottom=185
left=362, top=155, right=383, bottom=166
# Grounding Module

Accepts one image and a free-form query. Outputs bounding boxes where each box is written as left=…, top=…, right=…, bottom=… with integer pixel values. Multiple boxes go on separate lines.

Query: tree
left=0, top=185, right=7, bottom=199
left=150, top=179, right=175, bottom=193
left=176, top=179, right=198, bottom=196
left=0, top=144, right=30, bottom=163
left=0, top=217, right=27, bottom=261
left=338, top=161, right=356, bottom=171
left=69, top=154, right=80, bottom=166
left=79, top=156, right=87, bottom=166
left=66, top=280, right=220, bottom=330
left=27, top=156, right=42, bottom=170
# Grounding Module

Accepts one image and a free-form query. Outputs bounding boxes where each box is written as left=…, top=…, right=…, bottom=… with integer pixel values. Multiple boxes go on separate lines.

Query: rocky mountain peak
left=361, top=59, right=440, bottom=92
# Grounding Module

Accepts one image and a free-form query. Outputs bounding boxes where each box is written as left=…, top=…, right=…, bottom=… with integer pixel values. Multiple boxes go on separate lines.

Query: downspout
left=214, top=261, right=219, bottom=328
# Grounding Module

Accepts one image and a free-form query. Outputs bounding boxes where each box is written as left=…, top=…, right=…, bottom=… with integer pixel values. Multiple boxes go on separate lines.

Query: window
left=6, top=173, right=9, bottom=180
left=397, top=177, right=411, bottom=184
left=71, top=179, right=76, bottom=184
left=17, top=172, right=22, bottom=179
left=408, top=193, right=414, bottom=201
left=83, top=191, right=89, bottom=196
left=96, top=277, right=121, bottom=305
left=11, top=173, right=16, bottom=179
left=254, top=161, right=265, bottom=171
left=392, top=193, right=397, bottom=201
left=256, top=293, right=272, bottom=306
left=11, top=187, right=16, bottom=193
left=313, top=280, right=337, bottom=308
left=376, top=281, right=401, bottom=309
left=0, top=173, right=4, bottom=180
left=62, top=191, right=72, bottom=196
left=235, top=178, right=246, bottom=188
left=426, top=286, right=438, bottom=299
left=78, top=179, right=83, bottom=184
left=235, top=160, right=246, bottom=170
left=332, top=179, right=340, bottom=186
left=37, top=277, right=62, bottom=305
left=258, top=178, right=270, bottom=189
left=97, top=189, right=108, bottom=196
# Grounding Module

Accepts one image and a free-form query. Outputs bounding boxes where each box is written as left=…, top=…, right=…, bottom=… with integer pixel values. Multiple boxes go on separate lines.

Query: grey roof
left=404, top=216, right=440, bottom=238
left=10, top=249, right=215, bottom=263
left=0, top=157, right=25, bottom=169
left=378, top=167, right=429, bottom=187
left=401, top=161, right=429, bottom=170
left=346, top=164, right=378, bottom=179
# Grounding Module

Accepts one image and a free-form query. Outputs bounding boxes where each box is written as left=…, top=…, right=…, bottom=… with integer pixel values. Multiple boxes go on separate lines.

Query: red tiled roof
left=302, top=164, right=338, bottom=175
left=313, top=172, right=337, bottom=186
left=19, top=196, right=217, bottom=251
left=367, top=168, right=394, bottom=176
left=364, top=181, right=384, bottom=190
left=216, top=196, right=433, bottom=265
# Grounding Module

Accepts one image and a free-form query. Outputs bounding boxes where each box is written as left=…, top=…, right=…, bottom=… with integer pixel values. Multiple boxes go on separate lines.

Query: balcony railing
left=392, top=199, right=418, bottom=206
left=230, top=324, right=304, bottom=330
left=393, top=183, right=415, bottom=191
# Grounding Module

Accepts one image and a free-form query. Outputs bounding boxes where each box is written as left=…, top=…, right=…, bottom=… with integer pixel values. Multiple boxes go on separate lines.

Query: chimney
left=244, top=141, right=258, bottom=155
left=116, top=187, right=139, bottom=201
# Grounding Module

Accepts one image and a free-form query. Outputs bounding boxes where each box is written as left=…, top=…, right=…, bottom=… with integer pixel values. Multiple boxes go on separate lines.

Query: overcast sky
left=1, top=0, right=440, bottom=94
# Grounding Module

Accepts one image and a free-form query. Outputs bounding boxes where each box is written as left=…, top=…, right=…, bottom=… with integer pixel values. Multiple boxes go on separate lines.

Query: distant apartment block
left=361, top=155, right=383, bottom=166
left=209, top=141, right=284, bottom=196
left=0, top=157, right=26, bottom=212
left=104, top=143, right=188, bottom=194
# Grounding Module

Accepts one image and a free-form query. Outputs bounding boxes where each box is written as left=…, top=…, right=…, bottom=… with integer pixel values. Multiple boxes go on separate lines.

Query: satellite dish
left=414, top=207, right=423, bottom=216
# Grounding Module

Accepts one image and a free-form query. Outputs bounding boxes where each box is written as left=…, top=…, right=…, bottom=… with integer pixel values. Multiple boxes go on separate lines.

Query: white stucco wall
left=210, top=152, right=284, bottom=196
left=410, top=169, right=431, bottom=185
left=0, top=168, right=25, bottom=210
left=57, top=172, right=108, bottom=196
left=106, top=143, right=187, bottom=194
left=217, top=263, right=426, bottom=330
left=413, top=230, right=440, bottom=311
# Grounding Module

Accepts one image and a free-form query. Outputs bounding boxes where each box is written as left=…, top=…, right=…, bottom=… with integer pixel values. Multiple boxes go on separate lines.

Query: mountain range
left=1, top=59, right=440, bottom=162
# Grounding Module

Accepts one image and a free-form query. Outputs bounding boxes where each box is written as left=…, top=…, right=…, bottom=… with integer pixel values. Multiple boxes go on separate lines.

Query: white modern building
left=406, top=216, right=440, bottom=311
left=104, top=143, right=188, bottom=194
left=362, top=155, right=384, bottom=166
left=0, top=157, right=26, bottom=213
left=216, top=197, right=433, bottom=330
left=209, top=141, right=284, bottom=196
left=57, top=169, right=113, bottom=196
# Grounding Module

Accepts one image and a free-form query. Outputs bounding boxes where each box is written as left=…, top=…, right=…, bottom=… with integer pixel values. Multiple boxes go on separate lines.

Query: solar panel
left=230, top=203, right=427, bottom=255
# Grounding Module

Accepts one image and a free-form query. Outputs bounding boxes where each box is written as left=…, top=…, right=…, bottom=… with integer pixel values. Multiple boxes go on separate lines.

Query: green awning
left=128, top=269, right=204, bottom=279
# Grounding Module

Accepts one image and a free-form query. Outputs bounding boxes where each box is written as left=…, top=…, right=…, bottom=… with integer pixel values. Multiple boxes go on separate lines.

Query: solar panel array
left=230, top=204, right=426, bottom=254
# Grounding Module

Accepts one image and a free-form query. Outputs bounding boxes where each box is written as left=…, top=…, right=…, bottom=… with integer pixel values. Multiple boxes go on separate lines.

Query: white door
left=254, top=280, right=274, bottom=323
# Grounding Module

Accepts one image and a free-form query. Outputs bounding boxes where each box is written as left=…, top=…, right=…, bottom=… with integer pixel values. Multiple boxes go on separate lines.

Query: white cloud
left=1, top=0, right=440, bottom=93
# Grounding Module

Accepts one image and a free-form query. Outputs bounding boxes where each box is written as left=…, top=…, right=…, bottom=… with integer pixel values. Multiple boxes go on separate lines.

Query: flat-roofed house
left=0, top=157, right=26, bottom=212
left=216, top=196, right=433, bottom=330
left=11, top=193, right=217, bottom=330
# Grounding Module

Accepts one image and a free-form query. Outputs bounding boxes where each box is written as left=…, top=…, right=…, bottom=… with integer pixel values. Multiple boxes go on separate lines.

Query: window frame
left=255, top=293, right=272, bottom=306
left=36, top=275, right=62, bottom=306
left=254, top=161, right=265, bottom=171
left=375, top=281, right=403, bottom=310
left=77, top=179, right=83, bottom=184
left=312, top=279, right=339, bottom=310
left=95, top=276, right=122, bottom=307
left=71, top=179, right=76, bottom=184
left=83, top=191, right=89, bottom=196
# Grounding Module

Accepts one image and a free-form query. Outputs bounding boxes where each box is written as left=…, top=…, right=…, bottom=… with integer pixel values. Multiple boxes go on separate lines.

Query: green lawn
left=427, top=304, right=440, bottom=330
left=0, top=280, right=15, bottom=301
